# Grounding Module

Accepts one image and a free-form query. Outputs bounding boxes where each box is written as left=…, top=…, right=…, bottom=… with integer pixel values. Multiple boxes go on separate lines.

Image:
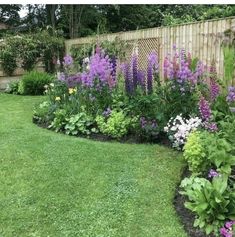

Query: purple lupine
left=132, top=54, right=138, bottom=90
left=209, top=62, right=220, bottom=101
left=199, top=96, right=211, bottom=121
left=110, top=55, right=117, bottom=81
left=227, top=86, right=235, bottom=103
left=137, top=70, right=146, bottom=92
left=148, top=52, right=159, bottom=74
left=203, top=121, right=218, bottom=132
left=122, top=63, right=133, bottom=95
left=147, top=62, right=153, bottom=94
left=146, top=53, right=158, bottom=94
left=208, top=169, right=219, bottom=178
left=63, top=55, right=73, bottom=66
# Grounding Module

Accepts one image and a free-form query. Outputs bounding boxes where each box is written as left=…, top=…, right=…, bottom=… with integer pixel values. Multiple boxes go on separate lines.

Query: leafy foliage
left=18, top=70, right=53, bottom=95
left=65, top=112, right=96, bottom=135
left=180, top=175, right=235, bottom=236
left=183, top=131, right=207, bottom=174
left=96, top=111, right=131, bottom=139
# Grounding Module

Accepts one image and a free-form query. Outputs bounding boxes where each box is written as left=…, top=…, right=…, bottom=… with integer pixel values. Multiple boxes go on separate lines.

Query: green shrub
left=0, top=46, right=17, bottom=76
left=18, top=70, right=53, bottom=95
left=5, top=80, right=19, bottom=94
left=183, top=131, right=207, bottom=174
left=96, top=111, right=130, bottom=138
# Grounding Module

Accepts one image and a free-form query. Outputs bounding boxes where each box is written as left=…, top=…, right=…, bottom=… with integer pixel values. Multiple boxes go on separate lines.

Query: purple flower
left=209, top=63, right=220, bottom=101
left=110, top=55, right=117, bottom=81
left=148, top=52, right=159, bottom=73
left=122, top=63, right=133, bottom=95
left=137, top=70, right=146, bottom=92
left=203, top=121, right=218, bottom=132
left=227, top=86, right=235, bottom=103
left=63, top=55, right=73, bottom=66
left=147, top=52, right=158, bottom=94
left=199, top=96, right=211, bottom=121
left=220, top=221, right=235, bottom=237
left=208, top=169, right=219, bottom=178
left=131, top=54, right=138, bottom=90
left=102, top=107, right=112, bottom=117
left=140, top=117, right=147, bottom=128
left=147, top=65, right=153, bottom=94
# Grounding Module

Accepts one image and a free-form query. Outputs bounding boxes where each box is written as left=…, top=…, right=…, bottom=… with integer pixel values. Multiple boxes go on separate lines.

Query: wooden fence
left=65, top=16, right=235, bottom=79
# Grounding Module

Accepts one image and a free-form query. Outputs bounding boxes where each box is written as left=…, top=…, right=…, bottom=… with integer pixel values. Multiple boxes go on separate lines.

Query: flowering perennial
left=220, top=220, right=235, bottom=237
left=199, top=96, right=211, bottom=121
left=164, top=115, right=202, bottom=150
left=208, top=169, right=219, bottom=178
left=227, top=86, right=235, bottom=104
left=209, top=62, right=220, bottom=101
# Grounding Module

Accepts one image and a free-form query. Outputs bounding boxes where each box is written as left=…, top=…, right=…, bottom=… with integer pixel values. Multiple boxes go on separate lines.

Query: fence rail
left=65, top=17, right=235, bottom=79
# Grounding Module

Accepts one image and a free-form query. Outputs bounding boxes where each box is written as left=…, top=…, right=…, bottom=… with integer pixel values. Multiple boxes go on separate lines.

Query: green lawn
left=0, top=93, right=187, bottom=237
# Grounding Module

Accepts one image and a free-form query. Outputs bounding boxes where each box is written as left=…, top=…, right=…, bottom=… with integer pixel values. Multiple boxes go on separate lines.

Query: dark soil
left=174, top=168, right=215, bottom=237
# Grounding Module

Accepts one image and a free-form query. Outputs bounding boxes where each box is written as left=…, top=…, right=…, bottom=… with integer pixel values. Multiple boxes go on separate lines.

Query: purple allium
left=122, top=63, right=133, bottom=95
left=102, top=107, right=112, bottom=117
left=227, top=87, right=235, bottom=103
left=132, top=54, right=138, bottom=90
left=199, top=96, right=211, bottom=121
left=208, top=169, right=219, bottom=178
left=63, top=55, right=73, bottom=66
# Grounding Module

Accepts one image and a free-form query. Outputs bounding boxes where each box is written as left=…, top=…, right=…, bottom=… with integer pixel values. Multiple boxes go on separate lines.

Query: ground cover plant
left=0, top=93, right=187, bottom=237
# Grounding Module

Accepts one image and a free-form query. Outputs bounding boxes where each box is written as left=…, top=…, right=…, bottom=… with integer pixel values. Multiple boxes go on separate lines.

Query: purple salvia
left=132, top=54, right=138, bottom=90
left=199, top=96, right=211, bottom=121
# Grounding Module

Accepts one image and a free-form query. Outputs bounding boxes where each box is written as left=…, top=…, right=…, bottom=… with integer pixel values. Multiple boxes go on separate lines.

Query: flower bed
left=33, top=45, right=235, bottom=236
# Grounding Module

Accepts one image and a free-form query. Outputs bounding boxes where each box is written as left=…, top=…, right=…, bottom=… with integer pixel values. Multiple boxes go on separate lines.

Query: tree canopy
left=1, top=4, right=235, bottom=39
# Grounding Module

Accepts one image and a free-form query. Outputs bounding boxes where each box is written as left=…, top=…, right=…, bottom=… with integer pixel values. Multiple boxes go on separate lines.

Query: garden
left=1, top=4, right=235, bottom=237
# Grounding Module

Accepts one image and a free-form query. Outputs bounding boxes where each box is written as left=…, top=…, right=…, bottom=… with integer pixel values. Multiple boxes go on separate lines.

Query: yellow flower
left=69, top=88, right=74, bottom=94
left=73, top=88, right=77, bottom=93
left=55, top=96, right=61, bottom=101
